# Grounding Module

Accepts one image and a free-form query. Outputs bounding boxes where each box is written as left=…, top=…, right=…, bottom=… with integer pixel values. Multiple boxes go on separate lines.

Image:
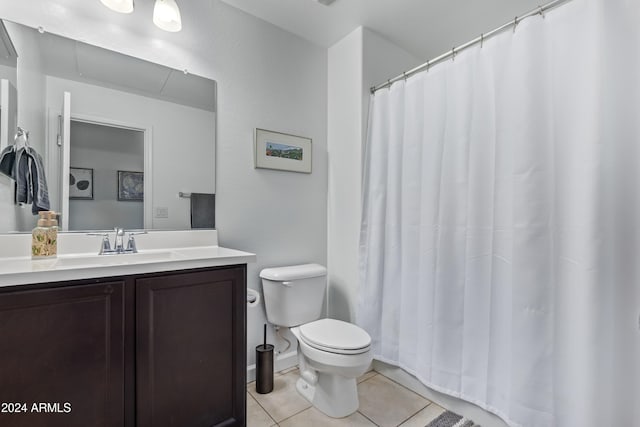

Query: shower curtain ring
left=538, top=6, right=545, bottom=18
left=451, top=47, right=456, bottom=61
left=480, top=33, right=484, bottom=48
left=402, top=72, right=408, bottom=81
left=513, top=16, right=519, bottom=33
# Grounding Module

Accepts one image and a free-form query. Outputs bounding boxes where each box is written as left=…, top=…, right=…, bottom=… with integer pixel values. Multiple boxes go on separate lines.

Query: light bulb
left=153, top=0, right=182, bottom=32
left=100, top=0, right=134, bottom=14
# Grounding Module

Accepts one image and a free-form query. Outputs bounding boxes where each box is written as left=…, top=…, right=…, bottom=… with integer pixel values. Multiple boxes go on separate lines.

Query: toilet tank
left=260, top=264, right=327, bottom=327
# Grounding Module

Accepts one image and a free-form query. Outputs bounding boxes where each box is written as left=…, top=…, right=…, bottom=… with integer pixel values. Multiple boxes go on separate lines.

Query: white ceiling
left=0, top=0, right=551, bottom=72
left=220, top=0, right=546, bottom=59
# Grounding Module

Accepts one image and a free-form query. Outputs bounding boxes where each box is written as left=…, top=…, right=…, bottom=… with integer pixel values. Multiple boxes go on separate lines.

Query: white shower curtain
left=358, top=1, right=640, bottom=426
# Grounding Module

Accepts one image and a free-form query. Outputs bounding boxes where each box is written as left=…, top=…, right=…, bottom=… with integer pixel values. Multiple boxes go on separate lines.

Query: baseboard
left=372, top=360, right=509, bottom=427
left=246, top=350, right=298, bottom=383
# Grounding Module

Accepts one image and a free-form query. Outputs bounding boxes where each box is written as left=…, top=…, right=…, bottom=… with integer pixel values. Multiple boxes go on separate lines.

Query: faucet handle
left=126, top=231, right=148, bottom=253
left=112, top=227, right=126, bottom=252
left=87, top=233, right=112, bottom=255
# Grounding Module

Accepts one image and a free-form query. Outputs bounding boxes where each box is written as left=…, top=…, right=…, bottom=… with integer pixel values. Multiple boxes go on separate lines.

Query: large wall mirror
left=0, top=19, right=216, bottom=234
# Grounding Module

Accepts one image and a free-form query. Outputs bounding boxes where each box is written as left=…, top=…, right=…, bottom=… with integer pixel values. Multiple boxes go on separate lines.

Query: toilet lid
left=299, top=319, right=371, bottom=354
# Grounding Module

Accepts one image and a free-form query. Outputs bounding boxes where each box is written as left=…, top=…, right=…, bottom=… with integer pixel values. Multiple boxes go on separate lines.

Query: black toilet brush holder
left=256, top=323, right=274, bottom=394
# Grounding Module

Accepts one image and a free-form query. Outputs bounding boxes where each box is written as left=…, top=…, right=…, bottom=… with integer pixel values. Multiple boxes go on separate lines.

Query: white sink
left=54, top=251, right=185, bottom=268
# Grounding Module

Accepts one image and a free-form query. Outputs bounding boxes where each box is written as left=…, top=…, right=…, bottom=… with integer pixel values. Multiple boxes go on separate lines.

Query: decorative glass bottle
left=32, top=211, right=58, bottom=259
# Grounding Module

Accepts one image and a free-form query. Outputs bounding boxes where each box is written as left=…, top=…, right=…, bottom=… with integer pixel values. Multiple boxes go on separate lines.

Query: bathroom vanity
left=0, top=231, right=255, bottom=427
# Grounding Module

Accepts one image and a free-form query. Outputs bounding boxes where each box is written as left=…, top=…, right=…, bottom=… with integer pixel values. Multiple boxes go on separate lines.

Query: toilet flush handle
left=282, top=281, right=294, bottom=287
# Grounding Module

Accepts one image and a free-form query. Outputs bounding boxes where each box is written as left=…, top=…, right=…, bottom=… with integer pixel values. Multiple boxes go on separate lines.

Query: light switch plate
left=154, top=207, right=169, bottom=219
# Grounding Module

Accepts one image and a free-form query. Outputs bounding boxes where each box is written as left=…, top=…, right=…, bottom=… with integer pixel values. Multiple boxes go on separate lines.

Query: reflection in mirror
left=0, top=79, right=17, bottom=150
left=0, top=20, right=216, bottom=233
left=0, top=21, right=18, bottom=234
left=0, top=21, right=17, bottom=150
left=70, top=121, right=144, bottom=231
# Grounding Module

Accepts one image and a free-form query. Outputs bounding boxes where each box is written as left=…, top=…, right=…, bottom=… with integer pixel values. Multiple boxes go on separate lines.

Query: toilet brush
left=256, top=323, right=274, bottom=393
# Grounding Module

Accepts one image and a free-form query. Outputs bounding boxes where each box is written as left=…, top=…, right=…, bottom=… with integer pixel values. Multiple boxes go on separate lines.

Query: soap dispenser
left=32, top=211, right=58, bottom=259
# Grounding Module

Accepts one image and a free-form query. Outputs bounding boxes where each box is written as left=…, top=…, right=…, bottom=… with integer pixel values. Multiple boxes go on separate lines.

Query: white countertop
left=0, top=230, right=256, bottom=287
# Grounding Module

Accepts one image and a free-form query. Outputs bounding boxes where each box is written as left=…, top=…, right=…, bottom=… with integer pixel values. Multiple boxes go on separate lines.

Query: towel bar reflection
left=178, top=192, right=191, bottom=198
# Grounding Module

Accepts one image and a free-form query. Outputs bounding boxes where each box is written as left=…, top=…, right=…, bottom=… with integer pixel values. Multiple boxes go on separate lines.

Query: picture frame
left=69, top=167, right=94, bottom=200
left=117, top=170, right=144, bottom=201
left=254, top=128, right=312, bottom=173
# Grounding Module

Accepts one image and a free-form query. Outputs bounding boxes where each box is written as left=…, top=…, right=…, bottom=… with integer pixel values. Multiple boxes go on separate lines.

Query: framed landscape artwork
left=254, top=128, right=312, bottom=173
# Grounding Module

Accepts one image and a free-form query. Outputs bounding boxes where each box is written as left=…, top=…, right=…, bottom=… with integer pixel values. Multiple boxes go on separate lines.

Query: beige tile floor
left=247, top=368, right=447, bottom=427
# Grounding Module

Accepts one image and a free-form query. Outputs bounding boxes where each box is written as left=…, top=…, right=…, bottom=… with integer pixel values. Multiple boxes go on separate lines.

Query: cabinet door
left=136, top=267, right=246, bottom=427
left=0, top=281, right=125, bottom=427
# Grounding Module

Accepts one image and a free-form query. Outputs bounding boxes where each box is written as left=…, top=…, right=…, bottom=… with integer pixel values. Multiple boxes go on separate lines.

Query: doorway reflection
left=69, top=120, right=144, bottom=231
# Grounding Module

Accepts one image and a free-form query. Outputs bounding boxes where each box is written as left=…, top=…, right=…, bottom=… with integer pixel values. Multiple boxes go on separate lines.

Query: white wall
left=327, top=28, right=419, bottom=322
left=0, top=175, right=16, bottom=234
left=0, top=65, right=16, bottom=86
left=209, top=3, right=328, bottom=366
left=69, top=124, right=144, bottom=231
left=362, top=29, right=423, bottom=138
left=327, top=28, right=364, bottom=322
left=45, top=75, right=215, bottom=230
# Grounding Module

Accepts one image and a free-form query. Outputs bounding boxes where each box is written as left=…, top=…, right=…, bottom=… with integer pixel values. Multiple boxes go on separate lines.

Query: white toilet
left=260, top=264, right=372, bottom=418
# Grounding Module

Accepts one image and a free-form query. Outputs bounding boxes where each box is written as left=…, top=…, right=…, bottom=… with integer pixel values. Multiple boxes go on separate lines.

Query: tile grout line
left=272, top=404, right=313, bottom=424
left=359, top=371, right=434, bottom=427
left=358, top=372, right=380, bottom=385
left=251, top=367, right=313, bottom=426
left=249, top=369, right=311, bottom=425
left=376, top=371, right=434, bottom=404
left=357, top=409, right=382, bottom=426
left=397, top=401, right=433, bottom=426
left=247, top=389, right=279, bottom=426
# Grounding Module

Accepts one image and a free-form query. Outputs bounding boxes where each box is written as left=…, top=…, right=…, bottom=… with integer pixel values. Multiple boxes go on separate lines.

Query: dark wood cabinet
left=0, top=280, right=125, bottom=427
left=136, top=267, right=246, bottom=427
left=0, top=265, right=247, bottom=427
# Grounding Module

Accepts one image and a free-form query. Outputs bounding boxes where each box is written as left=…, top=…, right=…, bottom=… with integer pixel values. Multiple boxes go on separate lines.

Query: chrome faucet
left=113, top=228, right=125, bottom=253
left=89, top=229, right=147, bottom=255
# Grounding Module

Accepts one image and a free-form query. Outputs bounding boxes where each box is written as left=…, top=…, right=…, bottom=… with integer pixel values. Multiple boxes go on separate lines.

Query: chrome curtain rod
left=370, top=0, right=572, bottom=94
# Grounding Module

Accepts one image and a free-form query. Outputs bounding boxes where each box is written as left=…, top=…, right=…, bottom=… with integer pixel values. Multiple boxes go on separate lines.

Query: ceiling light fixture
left=100, top=0, right=134, bottom=14
left=99, top=0, right=182, bottom=33
left=153, top=0, right=182, bottom=32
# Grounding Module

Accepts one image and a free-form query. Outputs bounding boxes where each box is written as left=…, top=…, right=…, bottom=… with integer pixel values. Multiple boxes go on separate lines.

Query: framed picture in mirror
left=118, top=170, right=144, bottom=201
left=69, top=167, right=94, bottom=200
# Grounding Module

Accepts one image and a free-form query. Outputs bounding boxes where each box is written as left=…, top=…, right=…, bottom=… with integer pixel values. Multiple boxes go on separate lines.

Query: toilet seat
left=299, top=319, right=371, bottom=355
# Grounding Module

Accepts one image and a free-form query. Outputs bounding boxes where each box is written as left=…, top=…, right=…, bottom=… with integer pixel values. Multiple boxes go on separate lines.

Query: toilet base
left=296, top=372, right=359, bottom=418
